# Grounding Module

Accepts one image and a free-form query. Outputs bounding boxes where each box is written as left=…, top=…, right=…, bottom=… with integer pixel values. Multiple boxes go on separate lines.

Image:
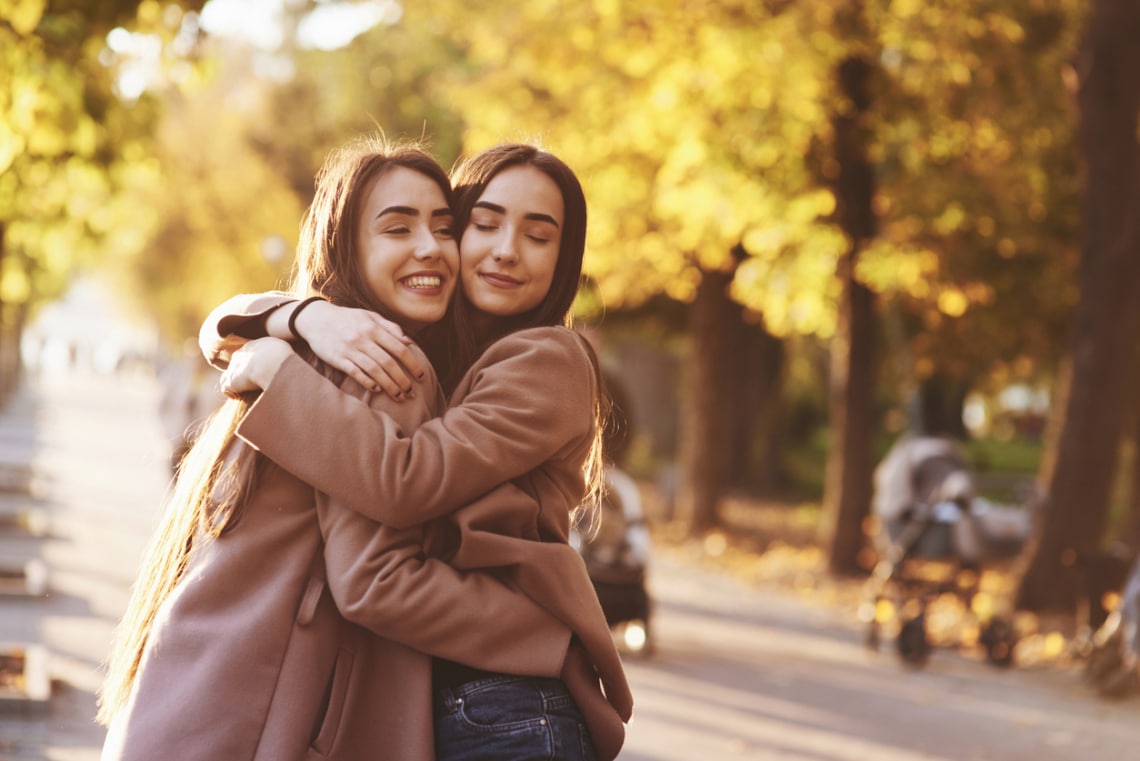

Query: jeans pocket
left=436, top=677, right=600, bottom=761
left=457, top=678, right=550, bottom=731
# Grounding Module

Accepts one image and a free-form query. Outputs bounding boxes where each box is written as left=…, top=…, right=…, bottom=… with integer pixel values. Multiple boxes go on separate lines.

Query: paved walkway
left=0, top=369, right=172, bottom=760
left=2, top=367, right=1137, bottom=761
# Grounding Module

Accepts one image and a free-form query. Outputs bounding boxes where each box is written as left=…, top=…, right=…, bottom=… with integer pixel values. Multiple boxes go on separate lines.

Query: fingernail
left=373, top=385, right=382, bottom=393
left=406, top=389, right=415, bottom=399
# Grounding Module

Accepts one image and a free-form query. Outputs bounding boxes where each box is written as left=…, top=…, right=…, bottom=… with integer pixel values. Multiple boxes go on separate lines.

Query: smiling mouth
left=480, top=272, right=520, bottom=286
left=402, top=275, right=443, bottom=289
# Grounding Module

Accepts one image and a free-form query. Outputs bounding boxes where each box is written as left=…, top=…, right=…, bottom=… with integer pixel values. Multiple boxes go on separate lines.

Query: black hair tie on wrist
left=288, top=296, right=327, bottom=343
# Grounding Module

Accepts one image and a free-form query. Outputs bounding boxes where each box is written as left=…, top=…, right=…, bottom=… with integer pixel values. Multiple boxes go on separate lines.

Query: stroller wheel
left=1085, top=615, right=1123, bottom=683
left=1094, top=664, right=1139, bottom=699
left=1085, top=626, right=1134, bottom=697
left=896, top=614, right=930, bottom=667
left=980, top=617, right=1017, bottom=668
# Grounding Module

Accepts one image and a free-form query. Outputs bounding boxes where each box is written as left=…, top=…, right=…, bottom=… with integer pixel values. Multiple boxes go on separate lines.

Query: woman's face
left=459, top=165, right=563, bottom=320
left=356, top=166, right=459, bottom=331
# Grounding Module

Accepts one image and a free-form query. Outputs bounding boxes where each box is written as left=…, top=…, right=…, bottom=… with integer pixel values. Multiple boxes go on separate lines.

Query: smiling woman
left=353, top=165, right=457, bottom=333
left=97, top=137, right=582, bottom=761
left=194, top=143, right=634, bottom=761
left=460, top=164, right=563, bottom=331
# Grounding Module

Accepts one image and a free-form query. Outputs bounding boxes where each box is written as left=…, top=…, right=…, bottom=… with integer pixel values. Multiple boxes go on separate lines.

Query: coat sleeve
left=199, top=291, right=296, bottom=370
left=269, top=351, right=572, bottom=678
left=317, top=499, right=570, bottom=678
left=236, top=327, right=596, bottom=529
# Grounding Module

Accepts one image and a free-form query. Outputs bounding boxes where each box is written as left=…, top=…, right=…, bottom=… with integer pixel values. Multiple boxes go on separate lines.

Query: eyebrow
left=376, top=206, right=453, bottom=220
left=472, top=201, right=560, bottom=228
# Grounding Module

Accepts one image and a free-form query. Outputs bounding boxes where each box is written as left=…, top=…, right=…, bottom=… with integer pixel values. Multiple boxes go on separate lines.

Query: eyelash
left=472, top=224, right=551, bottom=244
left=384, top=225, right=454, bottom=236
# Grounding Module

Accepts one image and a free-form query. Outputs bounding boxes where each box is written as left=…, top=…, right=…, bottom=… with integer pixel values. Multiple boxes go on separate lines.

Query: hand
left=220, top=338, right=294, bottom=397
left=293, top=301, right=427, bottom=399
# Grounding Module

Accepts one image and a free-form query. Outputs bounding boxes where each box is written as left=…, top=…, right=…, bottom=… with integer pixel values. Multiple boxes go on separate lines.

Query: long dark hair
left=98, top=136, right=453, bottom=724
left=420, top=143, right=607, bottom=522
left=422, top=144, right=588, bottom=389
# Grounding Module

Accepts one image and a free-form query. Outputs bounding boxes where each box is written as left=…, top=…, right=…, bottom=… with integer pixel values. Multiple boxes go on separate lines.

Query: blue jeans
left=434, top=675, right=598, bottom=761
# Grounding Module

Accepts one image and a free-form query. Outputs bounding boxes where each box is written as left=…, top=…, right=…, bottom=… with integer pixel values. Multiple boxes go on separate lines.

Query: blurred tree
left=111, top=6, right=467, bottom=345
left=0, top=0, right=207, bottom=385
left=819, top=0, right=1084, bottom=573
left=246, top=16, right=466, bottom=202
left=1016, top=0, right=1140, bottom=615
left=418, top=0, right=846, bottom=535
left=109, top=67, right=303, bottom=343
left=864, top=1, right=1083, bottom=436
left=19, top=0, right=1093, bottom=570
left=413, top=0, right=1086, bottom=548
left=820, top=41, right=880, bottom=575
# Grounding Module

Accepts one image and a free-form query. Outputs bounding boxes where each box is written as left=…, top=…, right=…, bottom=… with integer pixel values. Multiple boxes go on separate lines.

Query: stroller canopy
left=873, top=435, right=976, bottom=526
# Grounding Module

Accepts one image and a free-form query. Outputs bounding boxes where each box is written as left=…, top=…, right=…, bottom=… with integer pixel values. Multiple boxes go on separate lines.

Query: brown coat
left=103, top=327, right=570, bottom=761
left=226, top=311, right=633, bottom=760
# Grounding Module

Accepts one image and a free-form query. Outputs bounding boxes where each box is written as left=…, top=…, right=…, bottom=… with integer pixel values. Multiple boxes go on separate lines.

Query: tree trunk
left=1036, top=355, right=1072, bottom=490
left=726, top=319, right=785, bottom=493
left=917, top=372, right=970, bottom=439
left=821, top=53, right=879, bottom=577
left=1123, top=359, right=1140, bottom=549
left=822, top=263, right=877, bottom=575
left=1017, top=0, right=1140, bottom=614
left=677, top=265, right=737, bottom=534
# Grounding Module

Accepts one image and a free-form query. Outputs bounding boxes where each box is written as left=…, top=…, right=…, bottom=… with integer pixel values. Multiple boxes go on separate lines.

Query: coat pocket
left=297, top=575, right=325, bottom=626
left=309, top=645, right=355, bottom=756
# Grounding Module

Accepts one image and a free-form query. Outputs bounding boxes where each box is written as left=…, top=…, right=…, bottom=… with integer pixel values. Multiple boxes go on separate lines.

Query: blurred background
left=3, top=0, right=1140, bottom=647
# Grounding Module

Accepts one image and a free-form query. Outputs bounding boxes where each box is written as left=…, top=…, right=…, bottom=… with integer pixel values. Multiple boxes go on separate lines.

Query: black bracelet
left=287, top=296, right=327, bottom=343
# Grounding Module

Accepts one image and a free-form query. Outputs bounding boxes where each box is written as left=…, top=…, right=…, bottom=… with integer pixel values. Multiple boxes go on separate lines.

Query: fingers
left=299, top=308, right=428, bottom=396
left=362, top=327, right=427, bottom=382
left=220, top=368, right=255, bottom=398
left=375, top=314, right=415, bottom=346
left=334, top=359, right=383, bottom=397
left=350, top=350, right=413, bottom=400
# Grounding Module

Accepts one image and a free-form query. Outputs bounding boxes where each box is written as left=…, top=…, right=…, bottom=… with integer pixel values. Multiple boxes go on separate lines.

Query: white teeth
left=403, top=275, right=442, bottom=289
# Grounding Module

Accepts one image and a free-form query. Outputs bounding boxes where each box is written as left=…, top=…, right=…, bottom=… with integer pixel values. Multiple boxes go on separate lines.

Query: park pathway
left=0, top=367, right=1137, bottom=760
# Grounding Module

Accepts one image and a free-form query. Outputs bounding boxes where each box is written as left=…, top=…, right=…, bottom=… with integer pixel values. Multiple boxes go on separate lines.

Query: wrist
left=288, top=296, right=328, bottom=343
left=251, top=339, right=294, bottom=388
left=264, top=300, right=300, bottom=340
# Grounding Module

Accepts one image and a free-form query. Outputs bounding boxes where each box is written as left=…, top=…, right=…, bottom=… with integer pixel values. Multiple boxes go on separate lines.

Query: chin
left=469, top=298, right=519, bottom=317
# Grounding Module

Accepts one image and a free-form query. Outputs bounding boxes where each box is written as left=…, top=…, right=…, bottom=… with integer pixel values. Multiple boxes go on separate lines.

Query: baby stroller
left=1085, top=554, right=1140, bottom=697
left=861, top=435, right=1034, bottom=667
left=571, top=370, right=654, bottom=655
left=574, top=465, right=654, bottom=656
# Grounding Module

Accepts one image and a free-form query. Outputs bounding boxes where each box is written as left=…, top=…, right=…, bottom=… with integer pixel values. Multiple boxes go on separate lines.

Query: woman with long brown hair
left=201, top=143, right=633, bottom=761
left=99, top=137, right=575, bottom=761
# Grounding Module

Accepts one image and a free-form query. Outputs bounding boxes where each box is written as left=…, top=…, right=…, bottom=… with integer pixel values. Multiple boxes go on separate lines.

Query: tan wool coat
left=203, top=294, right=633, bottom=760
left=102, top=311, right=570, bottom=761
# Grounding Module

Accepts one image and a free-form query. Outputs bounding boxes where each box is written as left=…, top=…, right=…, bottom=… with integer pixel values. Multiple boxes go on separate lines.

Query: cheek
left=539, top=250, right=560, bottom=286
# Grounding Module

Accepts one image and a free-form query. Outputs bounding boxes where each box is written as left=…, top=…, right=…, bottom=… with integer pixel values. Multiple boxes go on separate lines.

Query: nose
left=414, top=227, right=442, bottom=260
left=492, top=229, right=518, bottom=263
